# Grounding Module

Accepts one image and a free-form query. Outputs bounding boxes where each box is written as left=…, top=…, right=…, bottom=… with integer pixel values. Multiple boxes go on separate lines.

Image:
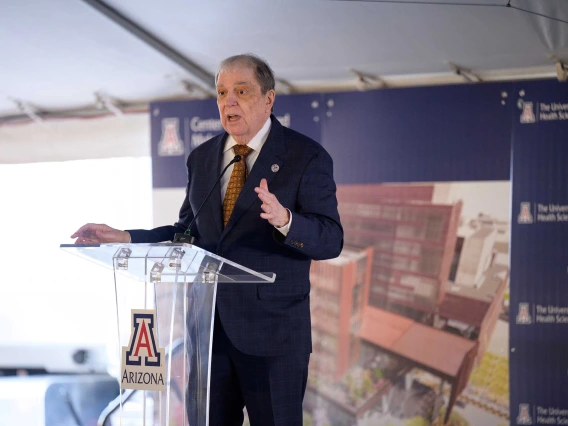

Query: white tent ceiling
left=1, top=0, right=567, bottom=121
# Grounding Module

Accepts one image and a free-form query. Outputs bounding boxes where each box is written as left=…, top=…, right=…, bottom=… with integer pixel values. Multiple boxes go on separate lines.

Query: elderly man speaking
left=72, top=54, right=343, bottom=426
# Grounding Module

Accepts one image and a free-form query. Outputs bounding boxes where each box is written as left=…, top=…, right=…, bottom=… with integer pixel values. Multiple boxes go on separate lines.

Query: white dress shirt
left=220, top=117, right=292, bottom=236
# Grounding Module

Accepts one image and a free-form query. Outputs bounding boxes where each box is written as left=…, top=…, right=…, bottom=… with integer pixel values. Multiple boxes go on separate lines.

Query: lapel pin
left=271, top=164, right=280, bottom=173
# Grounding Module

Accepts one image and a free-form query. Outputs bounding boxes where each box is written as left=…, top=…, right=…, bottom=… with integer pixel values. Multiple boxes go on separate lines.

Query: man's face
left=216, top=64, right=275, bottom=144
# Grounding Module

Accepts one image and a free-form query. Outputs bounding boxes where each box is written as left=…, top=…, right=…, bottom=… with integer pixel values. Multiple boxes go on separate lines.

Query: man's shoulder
left=281, top=125, right=326, bottom=156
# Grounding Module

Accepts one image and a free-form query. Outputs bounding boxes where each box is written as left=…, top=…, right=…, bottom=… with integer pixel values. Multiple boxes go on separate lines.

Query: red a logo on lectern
left=121, top=309, right=166, bottom=391
left=517, top=403, right=532, bottom=425
left=125, top=312, right=161, bottom=366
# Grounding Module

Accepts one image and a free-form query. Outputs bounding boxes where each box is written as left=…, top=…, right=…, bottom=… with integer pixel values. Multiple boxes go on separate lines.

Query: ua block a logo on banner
left=121, top=309, right=166, bottom=391
left=518, top=202, right=534, bottom=224
left=517, top=403, right=532, bottom=425
left=158, top=118, right=184, bottom=156
left=520, top=102, right=536, bottom=124
left=516, top=303, right=532, bottom=325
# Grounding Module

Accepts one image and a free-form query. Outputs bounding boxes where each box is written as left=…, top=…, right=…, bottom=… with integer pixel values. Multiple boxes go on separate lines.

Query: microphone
left=173, top=155, right=242, bottom=244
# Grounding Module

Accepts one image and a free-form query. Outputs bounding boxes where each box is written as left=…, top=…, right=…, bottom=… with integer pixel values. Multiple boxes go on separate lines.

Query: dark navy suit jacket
left=128, top=115, right=343, bottom=357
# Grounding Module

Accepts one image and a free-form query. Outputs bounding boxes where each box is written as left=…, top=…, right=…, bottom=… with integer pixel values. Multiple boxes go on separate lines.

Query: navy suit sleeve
left=276, top=148, right=343, bottom=260
left=128, top=159, right=195, bottom=243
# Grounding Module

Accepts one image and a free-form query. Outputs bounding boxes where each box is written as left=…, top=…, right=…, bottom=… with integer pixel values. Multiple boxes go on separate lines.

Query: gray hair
left=216, top=54, right=275, bottom=95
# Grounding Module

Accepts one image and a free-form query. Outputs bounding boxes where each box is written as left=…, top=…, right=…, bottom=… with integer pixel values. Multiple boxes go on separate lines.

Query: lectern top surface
left=60, top=243, right=275, bottom=283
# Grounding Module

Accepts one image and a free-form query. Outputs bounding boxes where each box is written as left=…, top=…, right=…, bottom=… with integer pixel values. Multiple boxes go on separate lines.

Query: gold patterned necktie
left=222, top=144, right=253, bottom=226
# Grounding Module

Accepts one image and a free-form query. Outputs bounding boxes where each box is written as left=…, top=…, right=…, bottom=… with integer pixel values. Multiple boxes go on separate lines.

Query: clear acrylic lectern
left=60, top=243, right=275, bottom=426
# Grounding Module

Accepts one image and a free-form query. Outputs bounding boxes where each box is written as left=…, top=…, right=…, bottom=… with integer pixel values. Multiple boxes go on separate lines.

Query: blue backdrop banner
left=509, top=79, right=568, bottom=426
left=149, top=78, right=567, bottom=426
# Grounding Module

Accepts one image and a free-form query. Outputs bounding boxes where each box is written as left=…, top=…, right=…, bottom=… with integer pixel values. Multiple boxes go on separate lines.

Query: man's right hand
left=70, top=223, right=130, bottom=244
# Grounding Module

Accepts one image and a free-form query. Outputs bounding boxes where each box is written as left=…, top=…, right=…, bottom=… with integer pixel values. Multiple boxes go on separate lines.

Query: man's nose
left=225, top=92, right=238, bottom=106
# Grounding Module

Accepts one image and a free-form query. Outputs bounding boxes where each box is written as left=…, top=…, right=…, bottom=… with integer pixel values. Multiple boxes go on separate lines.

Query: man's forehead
left=217, top=65, right=256, bottom=85
left=216, top=79, right=252, bottom=87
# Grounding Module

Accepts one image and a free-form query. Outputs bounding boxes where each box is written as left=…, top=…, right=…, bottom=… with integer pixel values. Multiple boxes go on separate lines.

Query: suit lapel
left=220, top=116, right=286, bottom=241
left=205, top=134, right=226, bottom=237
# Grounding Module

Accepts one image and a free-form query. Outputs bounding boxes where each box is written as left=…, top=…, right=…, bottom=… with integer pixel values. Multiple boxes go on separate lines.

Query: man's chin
left=227, top=128, right=250, bottom=143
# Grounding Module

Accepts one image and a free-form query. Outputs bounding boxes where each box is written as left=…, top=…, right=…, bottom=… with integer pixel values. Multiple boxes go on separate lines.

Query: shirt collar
left=223, top=116, right=272, bottom=154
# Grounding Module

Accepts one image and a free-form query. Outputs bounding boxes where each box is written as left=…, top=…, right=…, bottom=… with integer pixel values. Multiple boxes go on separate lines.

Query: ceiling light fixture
left=349, top=69, right=387, bottom=91
left=94, top=91, right=123, bottom=116
left=275, top=78, right=296, bottom=95
left=181, top=80, right=213, bottom=98
left=9, top=98, right=43, bottom=123
left=554, top=60, right=568, bottom=82
left=447, top=62, right=483, bottom=83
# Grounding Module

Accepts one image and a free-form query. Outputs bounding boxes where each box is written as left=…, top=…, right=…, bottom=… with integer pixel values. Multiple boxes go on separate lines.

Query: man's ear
left=266, top=90, right=275, bottom=113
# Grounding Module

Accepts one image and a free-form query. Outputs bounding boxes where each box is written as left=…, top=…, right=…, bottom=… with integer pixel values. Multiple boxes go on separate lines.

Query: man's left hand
left=255, top=178, right=290, bottom=228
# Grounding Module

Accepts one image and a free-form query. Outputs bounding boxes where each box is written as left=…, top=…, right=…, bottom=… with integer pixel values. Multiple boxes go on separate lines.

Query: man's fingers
left=255, top=185, right=277, bottom=204
left=71, top=223, right=117, bottom=243
left=74, top=237, right=95, bottom=244
left=70, top=223, right=92, bottom=238
left=260, top=201, right=270, bottom=212
left=71, top=223, right=104, bottom=238
left=255, top=180, right=274, bottom=201
left=256, top=179, right=286, bottom=226
left=258, top=192, right=272, bottom=205
left=261, top=203, right=272, bottom=214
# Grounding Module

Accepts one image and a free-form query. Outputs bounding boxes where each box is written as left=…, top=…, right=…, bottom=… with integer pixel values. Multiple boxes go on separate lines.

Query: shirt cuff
left=275, top=209, right=292, bottom=236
